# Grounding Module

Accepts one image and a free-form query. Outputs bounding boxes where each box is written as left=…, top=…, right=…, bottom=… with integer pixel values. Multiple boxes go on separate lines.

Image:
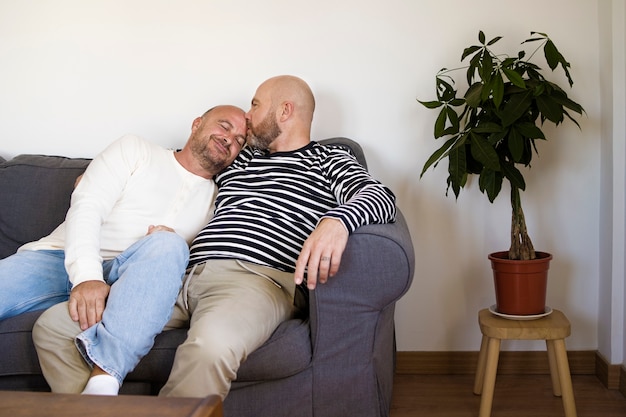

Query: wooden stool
left=473, top=308, right=577, bottom=417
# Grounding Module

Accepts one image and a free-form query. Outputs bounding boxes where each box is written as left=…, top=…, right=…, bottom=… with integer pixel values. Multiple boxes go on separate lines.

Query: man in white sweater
left=0, top=104, right=247, bottom=395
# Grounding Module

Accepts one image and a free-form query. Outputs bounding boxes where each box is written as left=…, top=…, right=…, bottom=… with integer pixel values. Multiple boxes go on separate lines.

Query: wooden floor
left=390, top=374, right=626, bottom=417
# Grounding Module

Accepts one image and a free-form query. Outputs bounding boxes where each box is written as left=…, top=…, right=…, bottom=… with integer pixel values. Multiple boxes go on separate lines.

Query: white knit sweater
left=20, top=135, right=217, bottom=286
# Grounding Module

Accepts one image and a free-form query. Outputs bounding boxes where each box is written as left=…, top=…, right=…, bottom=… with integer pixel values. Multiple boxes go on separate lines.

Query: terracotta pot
left=488, top=251, right=552, bottom=315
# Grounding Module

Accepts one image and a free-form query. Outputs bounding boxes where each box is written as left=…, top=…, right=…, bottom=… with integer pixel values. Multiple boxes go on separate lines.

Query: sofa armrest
left=308, top=209, right=414, bottom=352
left=305, top=209, right=414, bottom=416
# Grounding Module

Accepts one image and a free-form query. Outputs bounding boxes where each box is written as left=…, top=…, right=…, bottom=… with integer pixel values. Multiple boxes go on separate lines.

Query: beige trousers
left=33, top=302, right=92, bottom=393
left=33, top=259, right=296, bottom=398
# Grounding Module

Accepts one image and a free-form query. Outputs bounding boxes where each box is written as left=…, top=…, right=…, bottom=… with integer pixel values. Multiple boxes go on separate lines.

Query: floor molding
left=396, top=351, right=626, bottom=391
left=595, top=351, right=623, bottom=389
left=396, top=350, right=597, bottom=377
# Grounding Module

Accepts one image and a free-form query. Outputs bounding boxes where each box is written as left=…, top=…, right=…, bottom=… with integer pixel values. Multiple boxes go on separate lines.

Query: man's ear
left=278, top=101, right=294, bottom=122
left=191, top=116, right=203, bottom=132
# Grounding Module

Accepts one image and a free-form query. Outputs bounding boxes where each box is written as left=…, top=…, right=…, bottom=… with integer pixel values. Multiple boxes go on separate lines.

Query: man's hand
left=68, top=281, right=110, bottom=330
left=74, top=174, right=84, bottom=189
left=147, top=225, right=175, bottom=235
left=294, top=218, right=348, bottom=290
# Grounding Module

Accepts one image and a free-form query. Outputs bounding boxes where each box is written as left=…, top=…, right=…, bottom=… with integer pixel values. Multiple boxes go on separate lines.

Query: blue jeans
left=2, top=232, right=189, bottom=385
left=0, top=249, right=70, bottom=319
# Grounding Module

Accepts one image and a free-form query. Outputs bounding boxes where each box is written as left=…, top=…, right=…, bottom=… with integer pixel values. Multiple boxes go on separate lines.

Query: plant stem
left=509, top=187, right=536, bottom=260
left=525, top=39, right=548, bottom=62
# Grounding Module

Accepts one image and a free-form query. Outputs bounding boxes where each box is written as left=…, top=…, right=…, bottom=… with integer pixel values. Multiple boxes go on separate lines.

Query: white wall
left=597, top=0, right=626, bottom=366
left=1, top=0, right=619, bottom=357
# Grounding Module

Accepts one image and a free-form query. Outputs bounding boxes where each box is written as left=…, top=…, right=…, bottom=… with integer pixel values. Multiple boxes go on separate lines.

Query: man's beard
left=190, top=135, right=230, bottom=173
left=248, top=112, right=281, bottom=151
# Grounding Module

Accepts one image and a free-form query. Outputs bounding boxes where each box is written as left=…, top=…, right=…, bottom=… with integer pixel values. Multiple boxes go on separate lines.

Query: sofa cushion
left=235, top=318, right=312, bottom=382
left=0, top=310, right=44, bottom=376
left=0, top=155, right=90, bottom=259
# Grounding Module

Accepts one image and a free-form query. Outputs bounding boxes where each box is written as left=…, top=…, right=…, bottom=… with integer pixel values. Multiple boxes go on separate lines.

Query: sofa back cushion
left=0, top=155, right=90, bottom=259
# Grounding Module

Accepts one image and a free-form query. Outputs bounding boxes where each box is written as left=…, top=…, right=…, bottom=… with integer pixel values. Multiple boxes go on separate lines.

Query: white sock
left=81, top=374, right=120, bottom=396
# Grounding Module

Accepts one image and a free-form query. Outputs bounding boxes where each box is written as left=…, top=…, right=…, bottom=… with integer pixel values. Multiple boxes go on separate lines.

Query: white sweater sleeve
left=64, top=135, right=148, bottom=287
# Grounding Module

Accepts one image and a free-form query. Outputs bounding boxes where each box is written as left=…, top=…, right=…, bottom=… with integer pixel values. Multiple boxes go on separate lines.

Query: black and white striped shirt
left=188, top=141, right=396, bottom=273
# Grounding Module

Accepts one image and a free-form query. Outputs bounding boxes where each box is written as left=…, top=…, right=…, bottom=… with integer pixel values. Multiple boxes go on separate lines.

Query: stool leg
left=474, top=335, right=488, bottom=394
left=478, top=337, right=500, bottom=417
left=552, top=339, right=578, bottom=417
left=546, top=339, right=562, bottom=396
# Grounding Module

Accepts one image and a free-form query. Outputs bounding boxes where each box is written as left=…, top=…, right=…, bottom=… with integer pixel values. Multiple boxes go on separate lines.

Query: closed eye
left=235, top=135, right=247, bottom=148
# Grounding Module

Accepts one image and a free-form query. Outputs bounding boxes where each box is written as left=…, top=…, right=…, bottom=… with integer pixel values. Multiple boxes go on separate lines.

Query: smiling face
left=188, top=105, right=247, bottom=173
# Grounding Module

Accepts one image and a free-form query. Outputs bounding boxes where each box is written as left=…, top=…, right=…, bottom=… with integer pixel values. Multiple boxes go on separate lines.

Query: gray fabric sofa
left=0, top=138, right=415, bottom=417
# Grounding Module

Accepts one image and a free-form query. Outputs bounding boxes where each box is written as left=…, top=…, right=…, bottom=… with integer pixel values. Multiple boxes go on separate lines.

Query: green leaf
left=478, top=168, right=503, bottom=203
left=488, top=128, right=508, bottom=145
left=526, top=66, right=543, bottom=81
left=433, top=105, right=461, bottom=137
left=445, top=106, right=459, bottom=134
left=491, top=72, right=504, bottom=108
left=450, top=132, right=470, bottom=151
left=544, top=39, right=560, bottom=70
left=487, top=36, right=502, bottom=46
left=448, top=145, right=467, bottom=198
left=523, top=32, right=548, bottom=45
left=501, top=162, right=526, bottom=191
left=418, top=100, right=443, bottom=109
left=462, top=45, right=481, bottom=61
left=501, top=57, right=517, bottom=68
left=470, top=132, right=500, bottom=170
left=434, top=107, right=447, bottom=138
left=500, top=90, right=533, bottom=126
left=563, top=110, right=582, bottom=129
left=515, top=122, right=545, bottom=139
left=436, top=77, right=457, bottom=102
left=467, top=52, right=482, bottom=84
left=464, top=83, right=483, bottom=108
left=533, top=82, right=545, bottom=96
left=478, top=30, right=485, bottom=44
left=473, top=122, right=502, bottom=134
left=536, top=95, right=564, bottom=124
left=507, top=127, right=525, bottom=162
left=543, top=39, right=574, bottom=87
left=502, top=68, right=526, bottom=89
left=420, top=137, right=457, bottom=178
left=550, top=93, right=584, bottom=115
left=480, top=51, right=493, bottom=83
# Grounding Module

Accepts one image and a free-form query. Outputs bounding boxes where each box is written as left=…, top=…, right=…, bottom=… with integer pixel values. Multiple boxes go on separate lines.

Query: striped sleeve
left=319, top=146, right=396, bottom=233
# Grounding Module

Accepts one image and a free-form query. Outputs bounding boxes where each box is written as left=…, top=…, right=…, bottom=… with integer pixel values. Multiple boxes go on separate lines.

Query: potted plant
left=418, top=31, right=584, bottom=315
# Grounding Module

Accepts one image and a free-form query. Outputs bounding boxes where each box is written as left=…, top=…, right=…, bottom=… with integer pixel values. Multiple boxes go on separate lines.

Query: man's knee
left=32, top=302, right=79, bottom=345
left=183, top=335, right=241, bottom=375
left=141, top=232, right=189, bottom=264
